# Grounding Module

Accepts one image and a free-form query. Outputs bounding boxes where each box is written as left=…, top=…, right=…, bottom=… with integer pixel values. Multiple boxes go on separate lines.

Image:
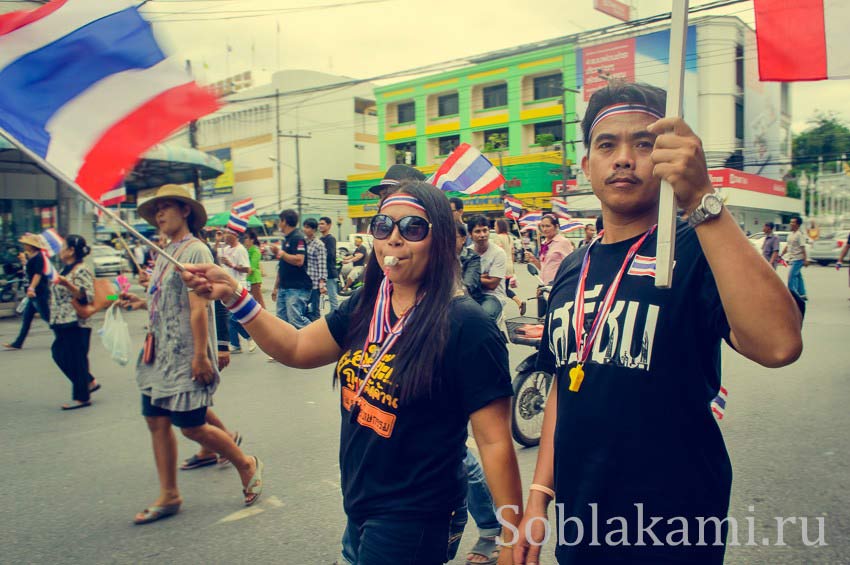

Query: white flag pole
left=0, top=126, right=186, bottom=271
left=655, top=0, right=689, bottom=289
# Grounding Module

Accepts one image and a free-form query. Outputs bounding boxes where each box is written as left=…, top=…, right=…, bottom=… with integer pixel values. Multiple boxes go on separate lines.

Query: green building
left=346, top=43, right=579, bottom=227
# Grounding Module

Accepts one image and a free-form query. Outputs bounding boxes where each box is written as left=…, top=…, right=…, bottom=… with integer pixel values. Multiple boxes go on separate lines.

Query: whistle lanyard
left=568, top=225, right=656, bottom=392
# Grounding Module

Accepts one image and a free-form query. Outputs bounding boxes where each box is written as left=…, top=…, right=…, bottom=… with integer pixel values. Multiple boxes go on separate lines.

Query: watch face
left=705, top=195, right=723, bottom=215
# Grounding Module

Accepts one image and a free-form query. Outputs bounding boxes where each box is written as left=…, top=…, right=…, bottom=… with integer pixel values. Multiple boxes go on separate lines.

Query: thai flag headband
left=588, top=104, right=665, bottom=138
left=380, top=194, right=427, bottom=214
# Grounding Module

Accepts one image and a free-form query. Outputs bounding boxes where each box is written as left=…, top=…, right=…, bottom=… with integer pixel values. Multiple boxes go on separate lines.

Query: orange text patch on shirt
left=342, top=387, right=397, bottom=438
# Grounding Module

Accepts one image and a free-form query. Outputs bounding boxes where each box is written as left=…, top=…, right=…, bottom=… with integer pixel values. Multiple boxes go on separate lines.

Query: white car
left=809, top=230, right=850, bottom=265
left=91, top=245, right=127, bottom=277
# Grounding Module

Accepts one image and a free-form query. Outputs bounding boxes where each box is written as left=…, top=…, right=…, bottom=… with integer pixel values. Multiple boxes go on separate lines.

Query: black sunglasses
left=369, top=214, right=432, bottom=242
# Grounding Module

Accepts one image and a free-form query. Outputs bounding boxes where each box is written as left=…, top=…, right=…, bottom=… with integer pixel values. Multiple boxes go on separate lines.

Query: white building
left=173, top=69, right=380, bottom=237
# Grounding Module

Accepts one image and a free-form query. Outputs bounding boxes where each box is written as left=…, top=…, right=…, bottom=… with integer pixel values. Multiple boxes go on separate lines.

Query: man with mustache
left=514, top=82, right=803, bottom=564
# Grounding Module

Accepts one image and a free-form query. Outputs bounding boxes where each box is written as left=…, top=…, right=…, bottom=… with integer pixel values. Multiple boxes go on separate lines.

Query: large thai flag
left=232, top=198, right=256, bottom=218
left=754, top=0, right=850, bottom=81
left=504, top=196, right=523, bottom=220
left=430, top=143, right=505, bottom=196
left=0, top=0, right=220, bottom=201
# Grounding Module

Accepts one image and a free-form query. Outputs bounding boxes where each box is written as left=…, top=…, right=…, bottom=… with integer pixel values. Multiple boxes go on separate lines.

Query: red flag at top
left=754, top=0, right=850, bottom=81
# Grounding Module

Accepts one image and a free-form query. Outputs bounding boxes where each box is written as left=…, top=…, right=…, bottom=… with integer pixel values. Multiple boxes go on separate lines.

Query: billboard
left=202, top=147, right=234, bottom=197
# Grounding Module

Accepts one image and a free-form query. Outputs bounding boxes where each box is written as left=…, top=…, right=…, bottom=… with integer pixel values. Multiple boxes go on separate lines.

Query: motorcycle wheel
left=511, top=369, right=552, bottom=447
left=0, top=287, right=14, bottom=303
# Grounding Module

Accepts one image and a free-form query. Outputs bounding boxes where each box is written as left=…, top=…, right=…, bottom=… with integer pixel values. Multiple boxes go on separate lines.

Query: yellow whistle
left=568, top=364, right=585, bottom=392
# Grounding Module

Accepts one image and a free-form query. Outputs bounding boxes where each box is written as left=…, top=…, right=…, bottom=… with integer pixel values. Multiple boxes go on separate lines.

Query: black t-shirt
left=277, top=228, right=312, bottom=290
left=325, top=291, right=512, bottom=521
left=537, top=221, right=732, bottom=564
left=25, top=252, right=48, bottom=295
left=321, top=233, right=338, bottom=278
left=352, top=244, right=367, bottom=267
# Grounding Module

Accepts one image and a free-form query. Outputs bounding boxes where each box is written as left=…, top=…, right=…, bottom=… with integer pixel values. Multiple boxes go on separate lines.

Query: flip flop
left=218, top=432, right=242, bottom=467
left=61, top=401, right=92, bottom=411
left=180, top=453, right=218, bottom=470
left=89, top=383, right=101, bottom=394
left=466, top=536, right=500, bottom=565
left=243, top=456, right=264, bottom=507
left=133, top=503, right=181, bottom=525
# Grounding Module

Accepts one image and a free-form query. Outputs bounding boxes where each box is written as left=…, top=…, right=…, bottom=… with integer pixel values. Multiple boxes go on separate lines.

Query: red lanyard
left=568, top=225, right=656, bottom=393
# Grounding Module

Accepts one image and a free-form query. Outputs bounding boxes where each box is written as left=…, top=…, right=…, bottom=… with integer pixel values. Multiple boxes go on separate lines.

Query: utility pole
left=275, top=89, right=282, bottom=210
left=560, top=86, right=581, bottom=196
left=279, top=131, right=311, bottom=218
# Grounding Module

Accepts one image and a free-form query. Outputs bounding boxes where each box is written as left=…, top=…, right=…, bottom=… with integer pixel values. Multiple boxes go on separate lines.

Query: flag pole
left=655, top=0, right=689, bottom=289
left=0, top=126, right=186, bottom=271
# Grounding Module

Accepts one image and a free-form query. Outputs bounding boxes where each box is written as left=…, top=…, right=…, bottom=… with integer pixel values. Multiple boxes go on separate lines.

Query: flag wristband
left=529, top=483, right=555, bottom=499
left=226, top=285, right=262, bottom=325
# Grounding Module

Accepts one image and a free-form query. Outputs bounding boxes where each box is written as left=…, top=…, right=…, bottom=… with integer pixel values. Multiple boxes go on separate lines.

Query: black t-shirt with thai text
left=537, top=221, right=732, bottom=564
left=326, top=291, right=512, bottom=521
left=277, top=228, right=312, bottom=290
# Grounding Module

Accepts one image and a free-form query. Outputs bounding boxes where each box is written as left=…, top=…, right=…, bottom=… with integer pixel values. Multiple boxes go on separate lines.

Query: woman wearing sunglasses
left=182, top=181, right=522, bottom=564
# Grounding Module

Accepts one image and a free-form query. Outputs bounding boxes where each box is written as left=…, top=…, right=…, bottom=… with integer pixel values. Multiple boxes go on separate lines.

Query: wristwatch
left=687, top=192, right=724, bottom=228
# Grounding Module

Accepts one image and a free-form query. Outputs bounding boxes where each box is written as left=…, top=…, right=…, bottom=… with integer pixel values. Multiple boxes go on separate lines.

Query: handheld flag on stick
left=551, top=197, right=570, bottom=220
left=504, top=196, right=523, bottom=220
left=0, top=0, right=221, bottom=272
left=430, top=143, right=505, bottom=195
left=41, top=250, right=58, bottom=283
left=100, top=185, right=127, bottom=207
left=40, top=228, right=64, bottom=258
left=559, top=219, right=585, bottom=234
left=232, top=198, right=256, bottom=218
left=519, top=211, right=542, bottom=232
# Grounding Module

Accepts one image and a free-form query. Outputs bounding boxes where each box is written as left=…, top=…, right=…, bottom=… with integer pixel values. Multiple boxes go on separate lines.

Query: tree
left=792, top=113, right=850, bottom=176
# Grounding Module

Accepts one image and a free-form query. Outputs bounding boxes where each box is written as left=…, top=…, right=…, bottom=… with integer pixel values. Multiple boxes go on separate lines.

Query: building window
left=437, top=135, right=460, bottom=156
left=437, top=93, right=459, bottom=117
left=534, top=120, right=564, bottom=143
left=735, top=100, right=744, bottom=142
left=324, top=179, right=348, bottom=196
left=397, top=101, right=415, bottom=124
left=355, top=97, right=377, bottom=116
left=483, top=127, right=509, bottom=150
left=533, top=73, right=563, bottom=100
left=482, top=83, right=508, bottom=109
left=393, top=141, right=416, bottom=165
left=735, top=44, right=744, bottom=90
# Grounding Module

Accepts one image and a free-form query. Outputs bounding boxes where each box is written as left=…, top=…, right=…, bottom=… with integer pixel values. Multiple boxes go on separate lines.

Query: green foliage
left=483, top=133, right=508, bottom=152
left=792, top=112, right=850, bottom=177
left=535, top=133, right=556, bottom=149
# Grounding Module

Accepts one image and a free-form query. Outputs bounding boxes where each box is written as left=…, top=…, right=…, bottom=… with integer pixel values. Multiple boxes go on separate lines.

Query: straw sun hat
left=137, top=184, right=207, bottom=233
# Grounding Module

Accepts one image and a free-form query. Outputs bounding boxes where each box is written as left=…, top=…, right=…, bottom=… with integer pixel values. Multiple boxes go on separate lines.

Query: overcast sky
left=142, top=0, right=848, bottom=133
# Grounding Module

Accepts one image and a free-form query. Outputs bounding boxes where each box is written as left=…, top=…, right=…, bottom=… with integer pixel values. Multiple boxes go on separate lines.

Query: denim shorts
left=141, top=395, right=207, bottom=428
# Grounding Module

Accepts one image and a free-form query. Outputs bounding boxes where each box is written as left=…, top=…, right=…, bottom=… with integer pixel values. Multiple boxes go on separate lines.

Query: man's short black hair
left=449, top=197, right=464, bottom=211
left=319, top=216, right=332, bottom=225
left=279, top=209, right=299, bottom=227
left=303, top=218, right=318, bottom=230
left=456, top=222, right=468, bottom=237
left=765, top=222, right=775, bottom=229
left=790, top=215, right=802, bottom=225
left=466, top=214, right=489, bottom=234
left=581, top=82, right=667, bottom=146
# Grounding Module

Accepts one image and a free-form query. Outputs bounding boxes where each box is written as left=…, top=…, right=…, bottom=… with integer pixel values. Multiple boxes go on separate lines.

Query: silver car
left=91, top=245, right=125, bottom=277
left=809, top=230, right=850, bottom=265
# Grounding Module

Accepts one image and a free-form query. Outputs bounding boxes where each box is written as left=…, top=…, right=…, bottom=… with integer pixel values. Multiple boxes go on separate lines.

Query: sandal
left=180, top=453, right=218, bottom=470
left=243, top=456, right=264, bottom=506
left=89, top=383, right=101, bottom=394
left=519, top=300, right=527, bottom=316
left=218, top=431, right=242, bottom=467
left=61, top=400, right=92, bottom=411
left=466, top=536, right=500, bottom=565
left=133, top=502, right=181, bottom=525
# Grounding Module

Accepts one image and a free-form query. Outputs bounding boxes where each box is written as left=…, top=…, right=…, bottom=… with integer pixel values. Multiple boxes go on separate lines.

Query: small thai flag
left=711, top=386, right=728, bottom=420
left=100, top=185, right=127, bottom=207
left=627, top=254, right=657, bottom=278
left=232, top=198, right=256, bottom=218
left=559, top=220, right=585, bottom=234
left=504, top=197, right=523, bottom=220
left=551, top=198, right=570, bottom=219
left=41, top=250, right=58, bottom=283
left=226, top=213, right=248, bottom=234
left=519, top=211, right=542, bottom=228
left=430, top=143, right=505, bottom=195
left=40, top=228, right=64, bottom=258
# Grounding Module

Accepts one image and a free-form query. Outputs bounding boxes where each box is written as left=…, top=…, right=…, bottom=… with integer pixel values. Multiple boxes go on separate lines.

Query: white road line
left=217, top=506, right=265, bottom=523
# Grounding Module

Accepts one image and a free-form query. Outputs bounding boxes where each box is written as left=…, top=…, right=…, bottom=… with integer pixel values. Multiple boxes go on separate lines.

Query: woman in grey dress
left=119, top=185, right=263, bottom=525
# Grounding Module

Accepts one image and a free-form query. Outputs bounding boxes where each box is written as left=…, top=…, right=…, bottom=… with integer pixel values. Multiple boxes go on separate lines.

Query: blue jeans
left=788, top=259, right=807, bottom=297
left=307, top=288, right=322, bottom=322
left=478, top=295, right=503, bottom=323
left=326, top=276, right=340, bottom=312
left=228, top=311, right=250, bottom=348
left=276, top=288, right=311, bottom=328
left=11, top=291, right=50, bottom=348
left=343, top=514, right=452, bottom=565
left=464, top=449, right=501, bottom=535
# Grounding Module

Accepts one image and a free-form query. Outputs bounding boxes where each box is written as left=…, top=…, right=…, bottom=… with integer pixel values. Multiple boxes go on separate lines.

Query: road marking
left=217, top=506, right=265, bottom=523
left=265, top=495, right=285, bottom=508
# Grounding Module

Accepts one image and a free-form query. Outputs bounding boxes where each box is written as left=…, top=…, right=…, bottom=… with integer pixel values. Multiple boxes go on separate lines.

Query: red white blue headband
left=380, top=193, right=426, bottom=214
left=588, top=103, right=665, bottom=138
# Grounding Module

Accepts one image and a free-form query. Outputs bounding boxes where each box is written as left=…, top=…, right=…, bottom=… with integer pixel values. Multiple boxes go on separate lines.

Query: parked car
left=747, top=231, right=812, bottom=260
left=810, top=230, right=850, bottom=265
left=91, top=245, right=126, bottom=277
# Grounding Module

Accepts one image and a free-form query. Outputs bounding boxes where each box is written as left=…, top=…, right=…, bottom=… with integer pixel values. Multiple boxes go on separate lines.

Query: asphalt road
left=1, top=262, right=848, bottom=564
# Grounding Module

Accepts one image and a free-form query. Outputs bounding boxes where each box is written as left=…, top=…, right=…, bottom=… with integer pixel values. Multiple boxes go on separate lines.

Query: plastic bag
left=99, top=303, right=131, bottom=366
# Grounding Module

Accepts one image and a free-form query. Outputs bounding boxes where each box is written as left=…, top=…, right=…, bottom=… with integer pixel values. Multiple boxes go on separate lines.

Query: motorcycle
left=505, top=264, right=553, bottom=447
left=336, top=254, right=365, bottom=297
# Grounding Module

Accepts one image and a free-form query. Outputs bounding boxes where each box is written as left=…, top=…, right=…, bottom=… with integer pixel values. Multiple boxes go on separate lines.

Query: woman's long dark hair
left=344, top=181, right=459, bottom=404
